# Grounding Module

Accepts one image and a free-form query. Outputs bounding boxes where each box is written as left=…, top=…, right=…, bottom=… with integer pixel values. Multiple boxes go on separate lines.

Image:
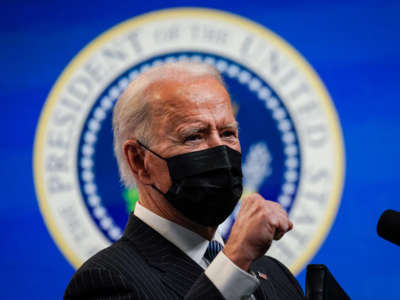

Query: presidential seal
left=34, top=8, right=345, bottom=275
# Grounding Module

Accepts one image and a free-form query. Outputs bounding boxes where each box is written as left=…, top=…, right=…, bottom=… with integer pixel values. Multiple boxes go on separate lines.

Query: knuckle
left=253, top=193, right=266, bottom=203
left=264, top=199, right=276, bottom=208
left=282, top=223, right=289, bottom=232
left=269, top=217, right=279, bottom=228
left=259, top=209, right=268, bottom=220
left=243, top=193, right=257, bottom=203
left=272, top=201, right=283, bottom=209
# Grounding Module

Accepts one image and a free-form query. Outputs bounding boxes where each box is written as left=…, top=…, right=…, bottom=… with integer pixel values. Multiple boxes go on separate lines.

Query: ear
left=123, top=139, right=152, bottom=185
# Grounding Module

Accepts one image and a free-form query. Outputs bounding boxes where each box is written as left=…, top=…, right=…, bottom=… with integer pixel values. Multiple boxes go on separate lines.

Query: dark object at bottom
left=377, top=209, right=400, bottom=246
left=305, top=264, right=350, bottom=300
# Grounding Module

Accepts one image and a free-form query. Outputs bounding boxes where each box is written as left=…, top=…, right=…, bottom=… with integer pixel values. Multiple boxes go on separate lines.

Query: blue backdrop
left=2, top=0, right=400, bottom=299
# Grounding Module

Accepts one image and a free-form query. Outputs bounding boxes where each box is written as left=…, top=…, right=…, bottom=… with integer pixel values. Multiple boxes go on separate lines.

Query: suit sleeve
left=268, top=256, right=304, bottom=298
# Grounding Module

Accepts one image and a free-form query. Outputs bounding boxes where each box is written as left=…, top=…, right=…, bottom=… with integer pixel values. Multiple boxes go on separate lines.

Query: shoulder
left=64, top=267, right=136, bottom=300
left=64, top=237, right=154, bottom=299
left=77, top=237, right=145, bottom=278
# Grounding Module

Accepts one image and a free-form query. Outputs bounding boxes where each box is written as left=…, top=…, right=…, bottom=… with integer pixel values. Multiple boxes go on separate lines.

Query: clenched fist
left=223, top=194, right=293, bottom=271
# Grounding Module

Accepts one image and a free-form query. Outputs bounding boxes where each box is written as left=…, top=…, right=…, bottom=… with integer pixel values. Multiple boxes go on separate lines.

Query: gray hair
left=113, top=61, right=224, bottom=188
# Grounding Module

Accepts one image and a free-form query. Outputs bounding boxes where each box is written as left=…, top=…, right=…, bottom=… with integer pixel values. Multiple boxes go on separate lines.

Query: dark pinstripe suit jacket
left=64, top=214, right=304, bottom=300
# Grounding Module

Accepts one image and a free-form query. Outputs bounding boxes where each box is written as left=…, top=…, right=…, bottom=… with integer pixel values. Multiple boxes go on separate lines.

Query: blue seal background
left=2, top=1, right=400, bottom=299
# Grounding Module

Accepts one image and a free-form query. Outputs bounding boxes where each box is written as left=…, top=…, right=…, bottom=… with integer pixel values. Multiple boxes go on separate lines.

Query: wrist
left=222, top=247, right=252, bottom=271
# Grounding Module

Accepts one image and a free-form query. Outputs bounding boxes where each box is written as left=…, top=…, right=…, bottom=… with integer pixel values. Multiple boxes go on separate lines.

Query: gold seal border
left=33, top=7, right=345, bottom=272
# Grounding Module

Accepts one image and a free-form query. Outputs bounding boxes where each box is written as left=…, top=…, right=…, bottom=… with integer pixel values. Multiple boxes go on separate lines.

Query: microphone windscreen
left=377, top=209, right=400, bottom=246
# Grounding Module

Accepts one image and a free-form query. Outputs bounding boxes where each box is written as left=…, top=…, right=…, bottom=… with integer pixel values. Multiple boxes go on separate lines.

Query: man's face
left=144, top=75, right=240, bottom=193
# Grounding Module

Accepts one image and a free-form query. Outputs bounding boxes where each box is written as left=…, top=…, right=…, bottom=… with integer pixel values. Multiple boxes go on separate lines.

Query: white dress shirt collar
left=134, top=202, right=224, bottom=267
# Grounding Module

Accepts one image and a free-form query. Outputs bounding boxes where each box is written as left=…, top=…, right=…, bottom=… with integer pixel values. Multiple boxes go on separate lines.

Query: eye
left=221, top=130, right=236, bottom=138
left=184, top=134, right=202, bottom=142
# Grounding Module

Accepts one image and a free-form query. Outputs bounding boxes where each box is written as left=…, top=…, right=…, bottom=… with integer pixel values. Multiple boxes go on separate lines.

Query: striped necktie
left=204, top=240, right=223, bottom=262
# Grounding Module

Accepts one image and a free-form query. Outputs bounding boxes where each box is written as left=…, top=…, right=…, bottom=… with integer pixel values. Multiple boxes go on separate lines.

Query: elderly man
left=64, top=62, right=304, bottom=300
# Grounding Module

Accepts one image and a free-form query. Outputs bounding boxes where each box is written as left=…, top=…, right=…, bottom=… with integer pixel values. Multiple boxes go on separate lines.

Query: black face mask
left=138, top=142, right=243, bottom=227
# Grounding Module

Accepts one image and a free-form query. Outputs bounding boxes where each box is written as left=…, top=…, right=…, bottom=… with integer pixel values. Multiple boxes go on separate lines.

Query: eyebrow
left=179, top=125, right=208, bottom=137
left=179, top=121, right=239, bottom=137
left=219, top=121, right=239, bottom=131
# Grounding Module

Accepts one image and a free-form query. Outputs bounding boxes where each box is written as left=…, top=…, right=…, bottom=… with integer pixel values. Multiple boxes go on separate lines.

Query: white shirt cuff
left=204, top=251, right=259, bottom=300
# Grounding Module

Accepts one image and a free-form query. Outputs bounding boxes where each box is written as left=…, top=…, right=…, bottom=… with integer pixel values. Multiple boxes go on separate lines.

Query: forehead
left=148, top=75, right=234, bottom=121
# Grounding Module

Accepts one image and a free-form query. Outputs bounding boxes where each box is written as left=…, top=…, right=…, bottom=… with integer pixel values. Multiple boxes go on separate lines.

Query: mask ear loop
left=137, top=140, right=166, bottom=160
left=137, top=140, right=168, bottom=196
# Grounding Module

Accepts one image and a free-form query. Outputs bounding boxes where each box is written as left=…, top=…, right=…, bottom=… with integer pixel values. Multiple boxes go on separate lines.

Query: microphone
left=377, top=209, right=400, bottom=246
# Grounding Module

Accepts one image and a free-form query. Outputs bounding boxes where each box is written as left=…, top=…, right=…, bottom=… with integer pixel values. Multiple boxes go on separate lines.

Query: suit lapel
left=123, top=214, right=204, bottom=297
